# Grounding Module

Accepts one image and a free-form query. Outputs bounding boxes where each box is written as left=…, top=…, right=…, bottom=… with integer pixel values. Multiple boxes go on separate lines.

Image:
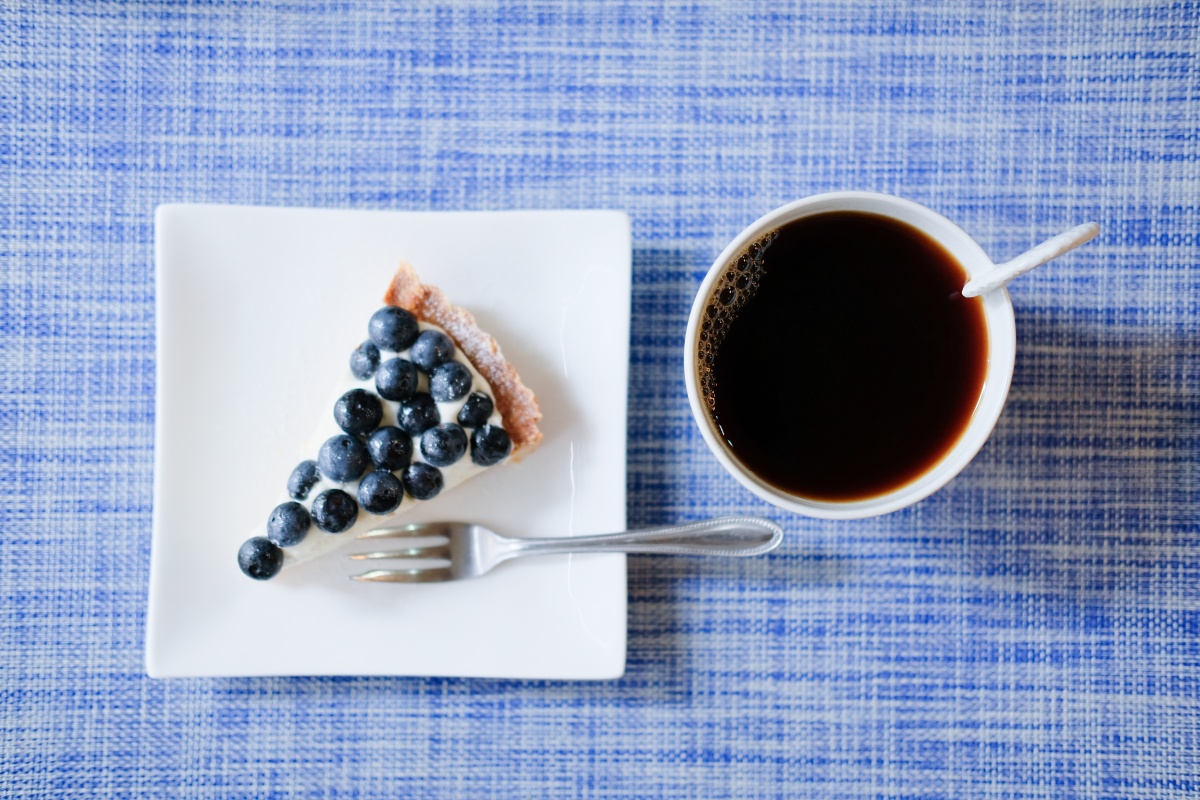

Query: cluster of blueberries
left=238, top=306, right=512, bottom=580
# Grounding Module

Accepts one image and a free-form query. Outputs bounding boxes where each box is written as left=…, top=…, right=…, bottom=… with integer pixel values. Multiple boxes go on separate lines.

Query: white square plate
left=148, top=204, right=630, bottom=679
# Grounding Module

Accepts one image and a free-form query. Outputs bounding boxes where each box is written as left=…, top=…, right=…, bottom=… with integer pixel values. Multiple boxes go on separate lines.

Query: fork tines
left=351, top=568, right=453, bottom=583
left=349, top=544, right=451, bottom=561
left=350, top=524, right=453, bottom=582
left=357, top=523, right=454, bottom=539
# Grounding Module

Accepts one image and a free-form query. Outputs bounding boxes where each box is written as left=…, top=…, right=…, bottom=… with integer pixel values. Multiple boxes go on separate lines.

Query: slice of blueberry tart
left=237, top=262, right=543, bottom=580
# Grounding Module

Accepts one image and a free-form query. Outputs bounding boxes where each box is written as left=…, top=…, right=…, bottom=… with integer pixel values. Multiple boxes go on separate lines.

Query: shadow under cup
left=684, top=193, right=1017, bottom=520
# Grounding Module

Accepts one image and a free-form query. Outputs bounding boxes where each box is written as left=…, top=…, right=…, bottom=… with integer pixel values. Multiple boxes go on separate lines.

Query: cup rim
left=683, top=191, right=1018, bottom=519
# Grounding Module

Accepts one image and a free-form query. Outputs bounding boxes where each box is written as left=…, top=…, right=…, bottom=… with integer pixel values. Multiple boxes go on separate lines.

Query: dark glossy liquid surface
left=703, top=212, right=988, bottom=502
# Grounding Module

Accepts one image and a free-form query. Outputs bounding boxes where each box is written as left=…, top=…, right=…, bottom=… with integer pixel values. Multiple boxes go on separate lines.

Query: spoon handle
left=963, top=222, right=1099, bottom=298
left=503, top=516, right=784, bottom=557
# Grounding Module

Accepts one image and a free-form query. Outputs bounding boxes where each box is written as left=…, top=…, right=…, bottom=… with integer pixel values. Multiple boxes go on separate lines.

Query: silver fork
left=348, top=516, right=784, bottom=582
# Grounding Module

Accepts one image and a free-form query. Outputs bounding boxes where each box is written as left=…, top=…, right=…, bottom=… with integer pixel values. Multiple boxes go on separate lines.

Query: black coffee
left=698, top=211, right=988, bottom=502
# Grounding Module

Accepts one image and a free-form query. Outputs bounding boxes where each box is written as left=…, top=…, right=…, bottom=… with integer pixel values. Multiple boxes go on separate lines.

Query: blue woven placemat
left=2, top=2, right=1198, bottom=797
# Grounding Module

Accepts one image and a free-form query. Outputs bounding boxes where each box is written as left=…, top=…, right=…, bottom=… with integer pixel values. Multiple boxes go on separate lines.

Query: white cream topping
left=252, top=321, right=504, bottom=570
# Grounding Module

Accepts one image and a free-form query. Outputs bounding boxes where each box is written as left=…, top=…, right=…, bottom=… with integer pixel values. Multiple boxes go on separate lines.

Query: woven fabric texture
left=2, top=2, right=1198, bottom=797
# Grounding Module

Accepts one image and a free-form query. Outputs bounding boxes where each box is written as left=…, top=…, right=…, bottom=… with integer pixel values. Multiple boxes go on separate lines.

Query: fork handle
left=501, top=516, right=783, bottom=558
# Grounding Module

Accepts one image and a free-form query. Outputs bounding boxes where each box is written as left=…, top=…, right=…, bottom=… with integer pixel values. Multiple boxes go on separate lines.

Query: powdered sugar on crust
left=384, top=261, right=543, bottom=458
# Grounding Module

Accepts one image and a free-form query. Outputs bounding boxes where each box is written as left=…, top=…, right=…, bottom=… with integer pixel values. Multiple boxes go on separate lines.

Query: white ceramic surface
left=684, top=192, right=1018, bottom=520
left=148, top=204, right=631, bottom=678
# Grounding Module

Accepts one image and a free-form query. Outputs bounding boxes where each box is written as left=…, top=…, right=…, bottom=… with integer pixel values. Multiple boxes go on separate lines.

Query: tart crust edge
left=384, top=261, right=543, bottom=458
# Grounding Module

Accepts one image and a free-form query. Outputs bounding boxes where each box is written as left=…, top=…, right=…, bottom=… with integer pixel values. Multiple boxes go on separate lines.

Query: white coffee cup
left=684, top=192, right=1020, bottom=519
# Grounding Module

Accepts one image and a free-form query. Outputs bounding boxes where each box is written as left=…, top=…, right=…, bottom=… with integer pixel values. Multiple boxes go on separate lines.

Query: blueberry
left=402, top=462, right=444, bottom=501
left=471, top=424, right=512, bottom=466
left=238, top=536, right=283, bottom=580
left=396, top=392, right=440, bottom=436
left=333, top=389, right=383, bottom=436
left=410, top=330, right=455, bottom=372
left=357, top=470, right=404, bottom=514
left=456, top=392, right=494, bottom=428
left=311, top=488, right=358, bottom=533
left=374, top=357, right=418, bottom=402
left=367, top=426, right=413, bottom=471
left=287, top=460, right=320, bottom=500
left=368, top=307, right=420, bottom=352
left=318, top=434, right=370, bottom=482
left=349, top=340, right=380, bottom=380
left=267, top=501, right=311, bottom=547
left=420, top=423, right=468, bottom=467
left=430, top=361, right=472, bottom=403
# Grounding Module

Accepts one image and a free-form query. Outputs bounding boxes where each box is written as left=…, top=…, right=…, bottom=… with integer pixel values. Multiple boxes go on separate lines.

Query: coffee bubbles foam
left=697, top=230, right=778, bottom=411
